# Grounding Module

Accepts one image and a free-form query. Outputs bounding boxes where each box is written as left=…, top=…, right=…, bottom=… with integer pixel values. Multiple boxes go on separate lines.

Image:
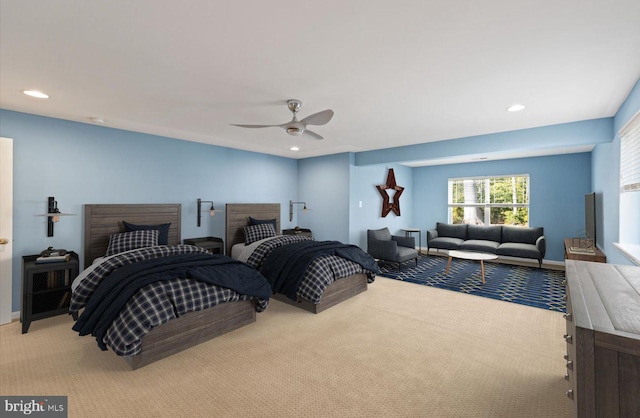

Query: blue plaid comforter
left=70, top=245, right=270, bottom=357
left=245, top=236, right=377, bottom=304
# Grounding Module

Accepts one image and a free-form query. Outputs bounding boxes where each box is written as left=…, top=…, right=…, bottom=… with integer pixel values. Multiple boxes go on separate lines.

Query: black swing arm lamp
left=289, top=200, right=307, bottom=222
left=35, top=196, right=75, bottom=237
left=197, top=198, right=216, bottom=227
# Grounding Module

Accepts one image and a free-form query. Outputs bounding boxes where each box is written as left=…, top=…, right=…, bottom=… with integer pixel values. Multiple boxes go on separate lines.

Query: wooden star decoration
left=376, top=168, right=404, bottom=217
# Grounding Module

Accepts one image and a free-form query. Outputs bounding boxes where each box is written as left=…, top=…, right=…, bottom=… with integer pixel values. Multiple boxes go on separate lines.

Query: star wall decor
left=376, top=168, right=404, bottom=217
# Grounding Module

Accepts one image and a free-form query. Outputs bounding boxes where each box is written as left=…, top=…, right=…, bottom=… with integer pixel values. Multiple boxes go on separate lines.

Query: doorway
left=0, top=137, right=13, bottom=325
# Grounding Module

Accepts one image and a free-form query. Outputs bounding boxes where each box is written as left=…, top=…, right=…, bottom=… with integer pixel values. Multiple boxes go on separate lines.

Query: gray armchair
left=367, top=227, right=419, bottom=270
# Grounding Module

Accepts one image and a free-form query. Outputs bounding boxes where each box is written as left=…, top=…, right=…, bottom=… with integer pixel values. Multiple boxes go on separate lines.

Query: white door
left=0, top=137, right=13, bottom=325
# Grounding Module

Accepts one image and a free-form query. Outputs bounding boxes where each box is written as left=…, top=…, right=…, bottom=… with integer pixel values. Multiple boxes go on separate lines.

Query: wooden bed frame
left=224, top=203, right=368, bottom=314
left=83, top=203, right=256, bottom=370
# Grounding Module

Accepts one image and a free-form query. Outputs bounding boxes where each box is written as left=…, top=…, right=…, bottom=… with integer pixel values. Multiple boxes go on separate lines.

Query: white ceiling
left=1, top=1, right=639, bottom=161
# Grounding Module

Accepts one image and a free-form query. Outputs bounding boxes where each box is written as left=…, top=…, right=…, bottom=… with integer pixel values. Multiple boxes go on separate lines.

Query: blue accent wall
left=296, top=153, right=352, bottom=242
left=412, top=153, right=592, bottom=261
left=348, top=163, right=413, bottom=249
left=593, top=78, right=640, bottom=265
left=1, top=109, right=298, bottom=312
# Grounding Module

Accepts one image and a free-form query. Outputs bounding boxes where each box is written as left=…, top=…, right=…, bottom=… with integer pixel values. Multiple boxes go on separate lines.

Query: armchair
left=367, top=227, right=419, bottom=270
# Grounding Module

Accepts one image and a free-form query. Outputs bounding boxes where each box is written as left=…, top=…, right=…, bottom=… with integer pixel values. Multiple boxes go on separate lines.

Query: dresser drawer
left=564, top=260, right=640, bottom=418
left=564, top=284, right=577, bottom=416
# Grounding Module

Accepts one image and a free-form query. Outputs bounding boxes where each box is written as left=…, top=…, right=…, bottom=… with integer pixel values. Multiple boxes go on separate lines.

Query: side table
left=183, top=237, right=225, bottom=255
left=402, top=228, right=422, bottom=254
left=282, top=228, right=312, bottom=238
left=22, top=252, right=79, bottom=333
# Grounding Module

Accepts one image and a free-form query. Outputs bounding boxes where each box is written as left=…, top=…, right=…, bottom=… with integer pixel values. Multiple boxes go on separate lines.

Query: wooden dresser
left=564, top=260, right=640, bottom=417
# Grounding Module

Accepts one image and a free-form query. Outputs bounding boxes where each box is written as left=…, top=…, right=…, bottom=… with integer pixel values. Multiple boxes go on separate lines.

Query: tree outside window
left=448, top=175, right=529, bottom=226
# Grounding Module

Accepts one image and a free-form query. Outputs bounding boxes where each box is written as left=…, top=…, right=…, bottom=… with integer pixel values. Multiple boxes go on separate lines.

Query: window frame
left=619, top=110, right=640, bottom=193
left=447, top=174, right=530, bottom=226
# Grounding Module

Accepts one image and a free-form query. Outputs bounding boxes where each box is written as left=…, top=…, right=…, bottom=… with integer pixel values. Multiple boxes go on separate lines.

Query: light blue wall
left=348, top=163, right=413, bottom=249
left=296, top=153, right=351, bottom=242
left=593, top=78, right=640, bottom=265
left=1, top=109, right=298, bottom=311
left=412, top=153, right=592, bottom=261
left=592, top=140, right=623, bottom=263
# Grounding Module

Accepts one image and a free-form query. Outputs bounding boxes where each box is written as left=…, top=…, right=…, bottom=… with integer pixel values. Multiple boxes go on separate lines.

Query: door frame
left=0, top=137, right=13, bottom=325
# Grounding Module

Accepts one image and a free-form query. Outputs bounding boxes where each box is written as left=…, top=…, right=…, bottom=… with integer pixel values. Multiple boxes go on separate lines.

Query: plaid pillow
left=248, top=217, right=277, bottom=232
left=122, top=221, right=171, bottom=245
left=242, top=223, right=276, bottom=245
left=106, top=230, right=159, bottom=256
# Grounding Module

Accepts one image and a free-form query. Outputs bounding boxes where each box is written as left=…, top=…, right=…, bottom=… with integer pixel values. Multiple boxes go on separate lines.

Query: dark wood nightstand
left=282, top=228, right=312, bottom=238
left=21, top=252, right=79, bottom=333
left=183, top=237, right=225, bottom=254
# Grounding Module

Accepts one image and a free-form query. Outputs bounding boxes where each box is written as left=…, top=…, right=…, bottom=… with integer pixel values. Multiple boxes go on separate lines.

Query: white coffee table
left=445, top=250, right=498, bottom=284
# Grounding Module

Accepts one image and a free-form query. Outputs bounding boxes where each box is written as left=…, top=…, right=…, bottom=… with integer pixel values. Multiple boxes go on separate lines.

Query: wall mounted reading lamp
left=35, top=196, right=75, bottom=237
left=197, top=198, right=216, bottom=227
left=289, top=200, right=307, bottom=222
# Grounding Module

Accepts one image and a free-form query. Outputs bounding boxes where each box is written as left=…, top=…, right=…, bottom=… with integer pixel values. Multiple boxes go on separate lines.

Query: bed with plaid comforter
left=242, top=236, right=378, bottom=304
left=70, top=245, right=270, bottom=357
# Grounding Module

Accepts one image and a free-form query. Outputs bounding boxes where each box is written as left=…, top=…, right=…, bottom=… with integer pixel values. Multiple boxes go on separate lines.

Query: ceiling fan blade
left=303, top=129, right=323, bottom=140
left=300, top=109, right=334, bottom=126
left=230, top=124, right=280, bottom=129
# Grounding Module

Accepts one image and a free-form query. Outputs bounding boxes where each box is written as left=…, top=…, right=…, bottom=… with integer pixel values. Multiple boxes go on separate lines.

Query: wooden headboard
left=83, top=204, right=181, bottom=269
left=224, top=203, right=280, bottom=256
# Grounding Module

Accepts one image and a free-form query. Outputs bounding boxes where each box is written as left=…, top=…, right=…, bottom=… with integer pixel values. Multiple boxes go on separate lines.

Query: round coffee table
left=445, top=250, right=498, bottom=284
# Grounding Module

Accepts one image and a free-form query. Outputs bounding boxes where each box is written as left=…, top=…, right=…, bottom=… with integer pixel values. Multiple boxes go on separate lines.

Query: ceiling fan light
left=286, top=127, right=303, bottom=136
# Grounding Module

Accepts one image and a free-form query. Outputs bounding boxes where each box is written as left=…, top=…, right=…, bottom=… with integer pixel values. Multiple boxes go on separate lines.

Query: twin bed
left=74, top=204, right=269, bottom=369
left=72, top=203, right=377, bottom=369
left=225, top=203, right=375, bottom=313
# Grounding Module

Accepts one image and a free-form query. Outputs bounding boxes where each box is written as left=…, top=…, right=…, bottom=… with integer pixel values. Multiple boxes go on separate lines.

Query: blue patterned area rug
left=378, top=255, right=565, bottom=312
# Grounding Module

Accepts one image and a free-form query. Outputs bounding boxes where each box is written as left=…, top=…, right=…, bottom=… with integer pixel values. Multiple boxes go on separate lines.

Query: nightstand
left=282, top=228, right=312, bottom=238
left=183, top=237, right=225, bottom=254
left=21, top=252, right=79, bottom=333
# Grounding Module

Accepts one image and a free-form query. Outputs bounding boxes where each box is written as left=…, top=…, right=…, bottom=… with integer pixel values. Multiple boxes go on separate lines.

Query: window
left=615, top=110, right=640, bottom=264
left=448, top=175, right=530, bottom=226
left=620, top=111, right=640, bottom=193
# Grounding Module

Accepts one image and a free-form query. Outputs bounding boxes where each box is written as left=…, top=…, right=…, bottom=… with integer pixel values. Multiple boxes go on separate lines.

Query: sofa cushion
left=501, top=226, right=543, bottom=245
left=467, top=225, right=502, bottom=243
left=459, top=239, right=500, bottom=253
left=428, top=237, right=464, bottom=250
left=436, top=222, right=468, bottom=240
left=497, top=243, right=541, bottom=259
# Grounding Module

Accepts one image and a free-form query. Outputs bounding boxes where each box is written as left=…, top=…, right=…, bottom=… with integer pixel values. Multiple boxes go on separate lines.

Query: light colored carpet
left=0, top=277, right=570, bottom=417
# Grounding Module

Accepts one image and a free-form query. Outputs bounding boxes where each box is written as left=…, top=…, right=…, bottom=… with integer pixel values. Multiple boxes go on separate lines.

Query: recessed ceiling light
left=290, top=146, right=300, bottom=152
left=506, top=104, right=525, bottom=112
left=23, top=90, right=49, bottom=99
left=90, top=117, right=105, bottom=124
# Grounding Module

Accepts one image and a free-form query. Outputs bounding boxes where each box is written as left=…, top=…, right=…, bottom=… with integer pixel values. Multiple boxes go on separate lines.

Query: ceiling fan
left=231, top=99, right=333, bottom=140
